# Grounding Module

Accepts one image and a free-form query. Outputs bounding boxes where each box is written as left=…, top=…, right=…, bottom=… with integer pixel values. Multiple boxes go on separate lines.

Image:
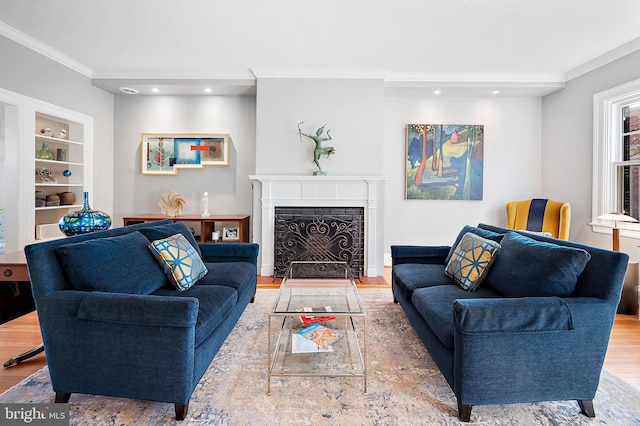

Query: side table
left=0, top=251, right=44, bottom=368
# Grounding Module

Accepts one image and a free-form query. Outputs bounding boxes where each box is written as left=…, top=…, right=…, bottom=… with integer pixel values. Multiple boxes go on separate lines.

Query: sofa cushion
left=412, top=285, right=501, bottom=349
left=445, top=232, right=501, bottom=291
left=484, top=232, right=591, bottom=297
left=393, top=263, right=453, bottom=302
left=445, top=225, right=503, bottom=264
left=151, top=285, right=238, bottom=346
left=55, top=231, right=168, bottom=294
left=148, top=233, right=208, bottom=291
left=138, top=221, right=202, bottom=257
left=197, top=261, right=255, bottom=290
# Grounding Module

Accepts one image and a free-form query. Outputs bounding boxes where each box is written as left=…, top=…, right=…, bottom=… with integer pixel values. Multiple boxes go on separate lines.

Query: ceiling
left=2, top=0, right=640, bottom=97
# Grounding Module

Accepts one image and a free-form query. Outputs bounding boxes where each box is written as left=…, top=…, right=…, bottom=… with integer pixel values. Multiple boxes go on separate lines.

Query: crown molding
left=0, top=21, right=92, bottom=78
left=566, top=36, right=640, bottom=81
left=250, top=68, right=389, bottom=80
left=385, top=72, right=566, bottom=85
left=92, top=69, right=256, bottom=82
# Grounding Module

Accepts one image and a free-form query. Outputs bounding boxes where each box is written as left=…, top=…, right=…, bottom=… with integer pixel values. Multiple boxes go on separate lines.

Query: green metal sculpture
left=298, top=122, right=335, bottom=176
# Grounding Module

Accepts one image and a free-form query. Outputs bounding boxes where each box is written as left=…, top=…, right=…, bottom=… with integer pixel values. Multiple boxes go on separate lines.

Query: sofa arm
left=198, top=242, right=259, bottom=265
left=453, top=297, right=573, bottom=334
left=76, top=292, right=198, bottom=328
left=390, top=245, right=450, bottom=266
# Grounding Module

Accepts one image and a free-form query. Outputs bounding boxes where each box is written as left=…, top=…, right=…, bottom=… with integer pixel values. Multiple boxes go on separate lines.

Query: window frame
left=592, top=77, right=640, bottom=238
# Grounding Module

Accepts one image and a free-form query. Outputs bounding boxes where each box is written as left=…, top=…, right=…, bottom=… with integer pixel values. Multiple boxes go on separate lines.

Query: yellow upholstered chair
left=506, top=198, right=571, bottom=240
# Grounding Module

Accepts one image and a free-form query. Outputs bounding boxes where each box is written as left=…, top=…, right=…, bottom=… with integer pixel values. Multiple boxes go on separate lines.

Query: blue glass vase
left=58, top=192, right=112, bottom=236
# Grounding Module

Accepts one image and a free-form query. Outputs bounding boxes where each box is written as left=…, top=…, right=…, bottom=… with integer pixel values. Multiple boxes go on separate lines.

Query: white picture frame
left=222, top=227, right=239, bottom=241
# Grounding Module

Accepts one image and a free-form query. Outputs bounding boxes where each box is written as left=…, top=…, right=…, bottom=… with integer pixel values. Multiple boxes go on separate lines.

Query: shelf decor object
left=597, top=212, right=638, bottom=251
left=141, top=133, right=229, bottom=175
left=158, top=191, right=186, bottom=217
left=58, top=192, right=112, bottom=236
left=36, top=141, right=54, bottom=160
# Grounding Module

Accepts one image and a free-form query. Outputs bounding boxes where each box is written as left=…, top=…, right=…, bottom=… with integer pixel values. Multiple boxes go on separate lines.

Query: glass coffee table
left=267, top=261, right=367, bottom=394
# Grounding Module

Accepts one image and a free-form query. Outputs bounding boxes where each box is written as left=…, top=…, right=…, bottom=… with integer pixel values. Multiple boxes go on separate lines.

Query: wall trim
left=0, top=22, right=92, bottom=78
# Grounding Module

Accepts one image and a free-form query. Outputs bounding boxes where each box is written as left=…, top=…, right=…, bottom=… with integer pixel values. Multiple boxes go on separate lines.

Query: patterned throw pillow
left=148, top=233, right=208, bottom=291
left=445, top=232, right=501, bottom=291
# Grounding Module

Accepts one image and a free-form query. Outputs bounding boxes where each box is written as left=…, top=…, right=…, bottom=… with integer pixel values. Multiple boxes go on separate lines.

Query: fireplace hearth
left=274, top=207, right=364, bottom=278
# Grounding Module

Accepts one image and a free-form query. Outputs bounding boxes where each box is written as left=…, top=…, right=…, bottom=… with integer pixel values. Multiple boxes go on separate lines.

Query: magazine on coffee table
left=291, top=334, right=334, bottom=353
left=299, top=323, right=343, bottom=348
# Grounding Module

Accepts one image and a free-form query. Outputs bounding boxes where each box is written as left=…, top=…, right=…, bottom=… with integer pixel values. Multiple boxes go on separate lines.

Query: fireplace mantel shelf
left=249, top=175, right=387, bottom=181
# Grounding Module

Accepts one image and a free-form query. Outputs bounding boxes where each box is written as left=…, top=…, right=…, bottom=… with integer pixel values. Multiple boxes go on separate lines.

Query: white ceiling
left=2, top=0, right=640, bottom=96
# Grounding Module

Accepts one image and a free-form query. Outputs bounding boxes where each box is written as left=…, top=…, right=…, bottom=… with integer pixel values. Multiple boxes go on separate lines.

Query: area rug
left=2, top=289, right=639, bottom=425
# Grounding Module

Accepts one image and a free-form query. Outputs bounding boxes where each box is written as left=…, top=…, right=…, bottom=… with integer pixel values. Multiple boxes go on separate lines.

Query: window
left=618, top=102, right=640, bottom=218
left=593, top=78, right=640, bottom=236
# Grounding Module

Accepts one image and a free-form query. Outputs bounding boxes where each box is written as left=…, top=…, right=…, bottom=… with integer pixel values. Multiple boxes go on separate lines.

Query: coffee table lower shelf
left=267, top=315, right=367, bottom=395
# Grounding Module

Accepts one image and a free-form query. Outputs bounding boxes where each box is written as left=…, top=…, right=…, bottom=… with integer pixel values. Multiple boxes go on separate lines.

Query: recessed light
left=433, top=89, right=442, bottom=95
left=118, top=87, right=139, bottom=95
left=204, top=88, right=212, bottom=94
left=491, top=90, right=501, bottom=95
left=151, top=88, right=159, bottom=93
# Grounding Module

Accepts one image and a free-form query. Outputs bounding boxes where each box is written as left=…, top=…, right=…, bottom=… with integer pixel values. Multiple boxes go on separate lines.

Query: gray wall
left=542, top=49, right=640, bottom=255
left=113, top=95, right=256, bottom=229
left=0, top=36, right=114, bottom=214
left=0, top=35, right=114, bottom=251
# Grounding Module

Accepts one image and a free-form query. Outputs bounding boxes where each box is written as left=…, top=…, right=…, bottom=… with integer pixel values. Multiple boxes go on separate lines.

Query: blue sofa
left=24, top=219, right=259, bottom=420
left=391, top=223, right=628, bottom=422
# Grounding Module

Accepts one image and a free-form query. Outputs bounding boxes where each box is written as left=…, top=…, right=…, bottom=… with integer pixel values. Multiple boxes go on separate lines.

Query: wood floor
left=1, top=270, right=639, bottom=395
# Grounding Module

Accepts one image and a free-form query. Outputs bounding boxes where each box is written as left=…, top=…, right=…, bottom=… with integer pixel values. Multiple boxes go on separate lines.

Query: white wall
left=542, top=49, right=640, bottom=255
left=113, top=95, right=257, bottom=228
left=255, top=78, right=384, bottom=175
left=253, top=77, right=386, bottom=273
left=383, top=96, right=542, bottom=258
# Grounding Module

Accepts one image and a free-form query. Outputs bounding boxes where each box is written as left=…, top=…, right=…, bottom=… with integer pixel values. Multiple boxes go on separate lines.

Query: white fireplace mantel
left=249, top=175, right=386, bottom=277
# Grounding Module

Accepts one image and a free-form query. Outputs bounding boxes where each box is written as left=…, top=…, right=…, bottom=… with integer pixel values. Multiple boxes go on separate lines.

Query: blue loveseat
left=391, top=223, right=628, bottom=422
left=24, top=219, right=259, bottom=420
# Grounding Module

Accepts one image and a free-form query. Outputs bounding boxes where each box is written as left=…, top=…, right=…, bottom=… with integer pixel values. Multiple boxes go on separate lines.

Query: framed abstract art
left=405, top=124, right=484, bottom=200
left=141, top=133, right=230, bottom=175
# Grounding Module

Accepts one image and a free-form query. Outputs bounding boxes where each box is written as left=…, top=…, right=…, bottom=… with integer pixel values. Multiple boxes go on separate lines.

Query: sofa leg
left=457, top=401, right=472, bottom=422
left=175, top=402, right=189, bottom=420
left=55, top=392, right=71, bottom=403
left=250, top=295, right=255, bottom=303
left=578, top=400, right=595, bottom=417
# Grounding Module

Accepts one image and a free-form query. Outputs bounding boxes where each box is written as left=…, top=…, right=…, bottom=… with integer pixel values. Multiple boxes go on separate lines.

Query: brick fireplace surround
left=249, top=176, right=386, bottom=278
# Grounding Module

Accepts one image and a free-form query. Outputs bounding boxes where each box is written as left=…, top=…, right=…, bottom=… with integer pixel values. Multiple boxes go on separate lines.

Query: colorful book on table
left=297, top=306, right=337, bottom=325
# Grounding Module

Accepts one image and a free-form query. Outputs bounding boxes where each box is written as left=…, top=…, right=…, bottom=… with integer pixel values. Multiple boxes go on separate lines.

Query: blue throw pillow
left=55, top=231, right=168, bottom=294
left=445, top=232, right=501, bottom=291
left=484, top=232, right=591, bottom=297
left=148, top=233, right=208, bottom=291
left=138, top=221, right=202, bottom=257
left=445, top=225, right=503, bottom=264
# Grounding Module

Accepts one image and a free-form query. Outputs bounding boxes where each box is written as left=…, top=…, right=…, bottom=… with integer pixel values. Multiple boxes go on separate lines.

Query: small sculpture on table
left=158, top=191, right=186, bottom=217
left=298, top=122, right=336, bottom=176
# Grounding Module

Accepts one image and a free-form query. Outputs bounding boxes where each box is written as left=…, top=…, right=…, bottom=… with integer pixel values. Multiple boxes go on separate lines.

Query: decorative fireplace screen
left=274, top=206, right=364, bottom=279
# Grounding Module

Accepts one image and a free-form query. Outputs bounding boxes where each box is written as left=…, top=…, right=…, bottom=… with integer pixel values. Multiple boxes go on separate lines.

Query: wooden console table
left=123, top=214, right=250, bottom=243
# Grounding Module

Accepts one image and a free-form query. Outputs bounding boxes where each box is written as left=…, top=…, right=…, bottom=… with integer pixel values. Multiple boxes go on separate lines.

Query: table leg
left=3, top=344, right=45, bottom=368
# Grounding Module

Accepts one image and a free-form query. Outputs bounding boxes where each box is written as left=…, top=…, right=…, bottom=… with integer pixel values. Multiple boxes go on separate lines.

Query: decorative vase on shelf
left=36, top=142, right=53, bottom=160
left=58, top=192, right=112, bottom=236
